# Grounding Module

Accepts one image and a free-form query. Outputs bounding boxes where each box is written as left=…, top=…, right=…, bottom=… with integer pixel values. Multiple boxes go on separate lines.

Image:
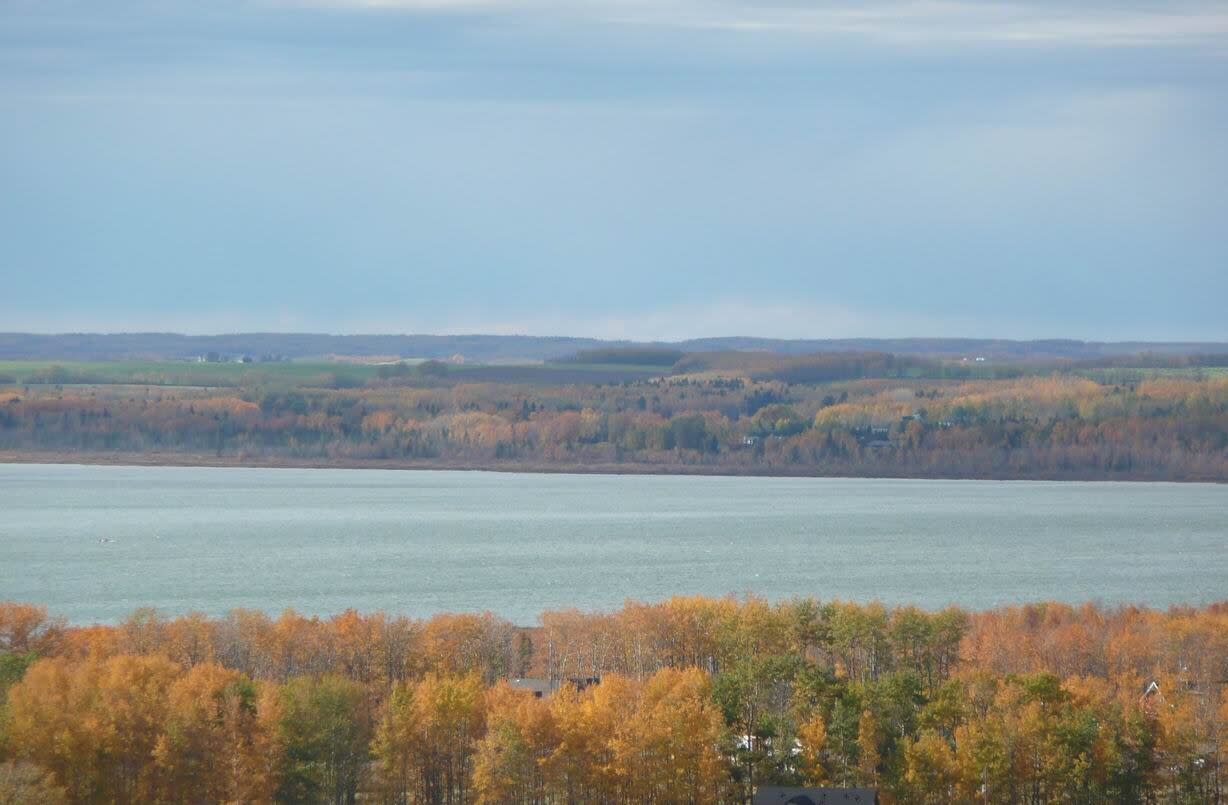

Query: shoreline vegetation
left=2, top=450, right=1227, bottom=484
left=2, top=347, right=1227, bottom=483
left=1, top=597, right=1226, bottom=803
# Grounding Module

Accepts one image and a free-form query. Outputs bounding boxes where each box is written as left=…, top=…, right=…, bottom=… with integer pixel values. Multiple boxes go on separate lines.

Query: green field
left=0, top=359, right=669, bottom=389
left=0, top=360, right=379, bottom=388
left=3, top=358, right=1222, bottom=391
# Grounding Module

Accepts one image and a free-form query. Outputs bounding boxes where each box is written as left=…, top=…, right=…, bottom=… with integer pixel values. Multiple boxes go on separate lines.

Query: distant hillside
left=1, top=332, right=1226, bottom=363
left=676, top=337, right=1228, bottom=360
left=0, top=333, right=614, bottom=363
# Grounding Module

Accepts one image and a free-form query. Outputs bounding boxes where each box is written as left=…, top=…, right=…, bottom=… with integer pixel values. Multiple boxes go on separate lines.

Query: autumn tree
left=472, top=684, right=557, bottom=804
left=903, top=730, right=959, bottom=803
left=275, top=674, right=371, bottom=805
left=620, top=668, right=730, bottom=803
left=0, top=761, right=67, bottom=805
left=149, top=662, right=280, bottom=803
left=373, top=672, right=486, bottom=804
left=7, top=654, right=179, bottom=802
left=797, top=711, right=829, bottom=785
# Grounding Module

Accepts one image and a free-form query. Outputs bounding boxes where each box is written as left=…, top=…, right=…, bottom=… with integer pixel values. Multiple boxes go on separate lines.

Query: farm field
left=0, top=359, right=667, bottom=389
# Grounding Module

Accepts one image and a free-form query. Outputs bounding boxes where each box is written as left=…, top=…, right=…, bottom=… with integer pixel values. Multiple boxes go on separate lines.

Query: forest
left=1, top=597, right=1225, bottom=803
left=1, top=351, right=1227, bottom=480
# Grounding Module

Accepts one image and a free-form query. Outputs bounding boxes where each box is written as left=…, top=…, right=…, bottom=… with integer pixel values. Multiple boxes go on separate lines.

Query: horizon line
left=3, top=331, right=1228, bottom=347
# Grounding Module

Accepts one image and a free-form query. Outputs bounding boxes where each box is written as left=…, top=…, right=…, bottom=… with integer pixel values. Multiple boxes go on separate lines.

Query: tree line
left=1, top=597, right=1226, bottom=803
left=2, top=373, right=1226, bottom=480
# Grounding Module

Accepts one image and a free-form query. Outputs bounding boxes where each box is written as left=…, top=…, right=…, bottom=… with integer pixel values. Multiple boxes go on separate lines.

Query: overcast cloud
left=1, top=0, right=1225, bottom=340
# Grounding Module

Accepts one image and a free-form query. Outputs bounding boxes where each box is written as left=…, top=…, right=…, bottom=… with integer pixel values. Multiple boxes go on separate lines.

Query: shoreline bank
left=0, top=449, right=1223, bottom=483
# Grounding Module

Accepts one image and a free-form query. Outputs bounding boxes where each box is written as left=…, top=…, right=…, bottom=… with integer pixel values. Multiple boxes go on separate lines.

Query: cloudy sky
left=2, top=0, right=1225, bottom=340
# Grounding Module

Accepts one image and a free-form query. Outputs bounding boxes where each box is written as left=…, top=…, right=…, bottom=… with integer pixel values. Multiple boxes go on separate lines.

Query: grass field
left=0, top=359, right=669, bottom=389
left=2, top=359, right=1223, bottom=391
left=0, top=360, right=376, bottom=388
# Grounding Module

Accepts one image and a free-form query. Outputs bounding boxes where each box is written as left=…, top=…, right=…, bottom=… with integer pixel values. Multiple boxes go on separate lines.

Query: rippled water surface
left=1, top=463, right=1224, bottom=623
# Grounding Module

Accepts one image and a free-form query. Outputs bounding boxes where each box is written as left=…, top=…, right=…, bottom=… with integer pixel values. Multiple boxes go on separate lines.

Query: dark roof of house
left=752, top=787, right=878, bottom=805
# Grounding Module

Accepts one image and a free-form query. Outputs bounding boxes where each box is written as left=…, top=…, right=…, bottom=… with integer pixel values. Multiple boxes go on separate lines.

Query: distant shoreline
left=1, top=449, right=1222, bottom=483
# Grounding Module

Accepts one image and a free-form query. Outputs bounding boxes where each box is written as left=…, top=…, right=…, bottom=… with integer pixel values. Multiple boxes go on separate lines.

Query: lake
left=0, top=463, right=1224, bottom=624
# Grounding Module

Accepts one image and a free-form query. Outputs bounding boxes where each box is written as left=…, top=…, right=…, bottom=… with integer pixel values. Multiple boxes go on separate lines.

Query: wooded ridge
left=2, top=358, right=1226, bottom=481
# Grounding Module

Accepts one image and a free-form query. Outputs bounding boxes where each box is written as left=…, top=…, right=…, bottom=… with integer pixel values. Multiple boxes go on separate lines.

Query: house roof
left=752, top=787, right=878, bottom=805
left=508, top=677, right=558, bottom=695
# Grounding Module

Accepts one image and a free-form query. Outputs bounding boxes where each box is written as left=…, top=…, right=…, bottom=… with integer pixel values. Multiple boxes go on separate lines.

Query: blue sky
left=2, top=0, right=1225, bottom=340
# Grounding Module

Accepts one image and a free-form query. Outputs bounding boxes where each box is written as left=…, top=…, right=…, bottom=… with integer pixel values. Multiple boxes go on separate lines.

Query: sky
left=1, top=0, right=1226, bottom=341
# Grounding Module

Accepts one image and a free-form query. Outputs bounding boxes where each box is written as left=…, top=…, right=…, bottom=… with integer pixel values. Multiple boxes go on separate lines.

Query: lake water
left=0, top=463, right=1224, bottom=624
